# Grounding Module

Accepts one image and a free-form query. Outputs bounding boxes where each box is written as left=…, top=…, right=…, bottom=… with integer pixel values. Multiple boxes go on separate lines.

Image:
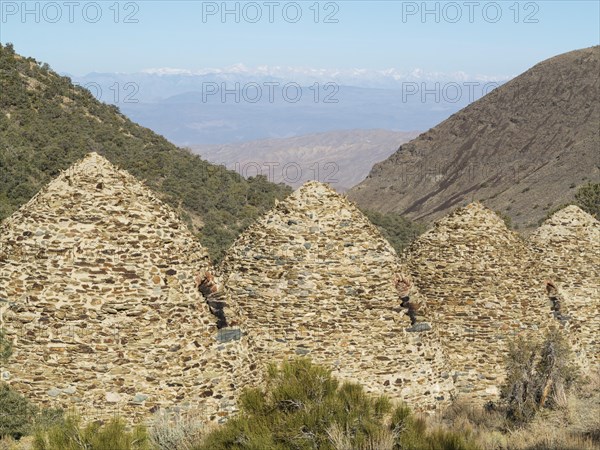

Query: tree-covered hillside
left=0, top=43, right=426, bottom=260
left=0, top=43, right=292, bottom=261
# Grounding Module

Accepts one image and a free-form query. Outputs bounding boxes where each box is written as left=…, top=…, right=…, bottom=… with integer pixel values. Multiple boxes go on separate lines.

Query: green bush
left=0, top=383, right=37, bottom=439
left=539, top=182, right=600, bottom=225
left=363, top=210, right=426, bottom=254
left=0, top=330, right=11, bottom=364
left=494, top=210, right=513, bottom=229
left=574, top=182, right=600, bottom=219
left=500, top=330, right=579, bottom=425
left=149, top=412, right=206, bottom=450
left=195, top=358, right=479, bottom=450
left=0, top=333, right=63, bottom=441
left=33, top=415, right=151, bottom=450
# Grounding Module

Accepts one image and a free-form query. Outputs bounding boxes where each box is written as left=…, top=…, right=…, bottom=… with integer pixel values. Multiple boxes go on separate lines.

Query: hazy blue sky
left=1, top=1, right=599, bottom=77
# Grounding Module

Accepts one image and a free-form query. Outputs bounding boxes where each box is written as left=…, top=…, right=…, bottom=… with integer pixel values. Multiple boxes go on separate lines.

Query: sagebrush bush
left=0, top=335, right=63, bottom=441
left=0, top=383, right=37, bottom=439
left=575, top=182, right=600, bottom=219
left=149, top=412, right=208, bottom=450
left=33, top=415, right=151, bottom=450
left=539, top=182, right=600, bottom=225
left=0, top=330, right=11, bottom=364
left=501, top=330, right=579, bottom=425
left=195, top=358, right=479, bottom=450
left=363, top=210, right=426, bottom=254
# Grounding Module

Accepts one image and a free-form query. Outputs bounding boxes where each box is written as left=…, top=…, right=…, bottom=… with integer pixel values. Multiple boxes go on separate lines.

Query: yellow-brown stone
left=219, top=181, right=455, bottom=411
left=0, top=153, right=249, bottom=423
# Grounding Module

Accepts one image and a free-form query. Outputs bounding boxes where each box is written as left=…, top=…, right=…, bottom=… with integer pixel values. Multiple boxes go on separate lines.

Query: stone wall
left=401, top=203, right=559, bottom=402
left=0, top=154, right=596, bottom=423
left=219, top=182, right=455, bottom=411
left=529, top=206, right=600, bottom=370
left=0, top=153, right=251, bottom=423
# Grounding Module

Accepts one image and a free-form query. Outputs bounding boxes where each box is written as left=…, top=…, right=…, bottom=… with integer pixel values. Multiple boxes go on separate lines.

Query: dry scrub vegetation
left=1, top=333, right=598, bottom=449
left=434, top=370, right=599, bottom=450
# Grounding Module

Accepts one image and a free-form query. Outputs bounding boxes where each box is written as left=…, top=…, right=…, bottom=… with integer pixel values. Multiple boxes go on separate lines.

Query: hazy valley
left=191, top=129, right=419, bottom=191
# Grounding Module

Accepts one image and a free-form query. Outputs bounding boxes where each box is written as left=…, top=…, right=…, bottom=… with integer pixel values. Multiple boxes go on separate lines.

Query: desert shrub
left=390, top=403, right=481, bottom=450
left=149, top=412, right=208, bottom=450
left=195, top=358, right=479, bottom=450
left=538, top=182, right=600, bottom=225
left=494, top=211, right=513, bottom=229
left=0, top=383, right=37, bottom=439
left=33, top=415, right=151, bottom=450
left=435, top=370, right=599, bottom=449
left=363, top=210, right=426, bottom=254
left=538, top=204, right=569, bottom=226
left=574, top=182, right=600, bottom=219
left=500, top=330, right=578, bottom=425
left=34, top=408, right=65, bottom=431
left=326, top=421, right=397, bottom=450
left=423, top=428, right=481, bottom=450
left=0, top=334, right=63, bottom=441
left=0, top=330, right=12, bottom=364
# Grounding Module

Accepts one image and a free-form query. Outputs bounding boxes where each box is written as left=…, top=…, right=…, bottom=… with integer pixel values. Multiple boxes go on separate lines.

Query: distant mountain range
left=348, top=46, right=600, bottom=230
left=72, top=65, right=509, bottom=100
left=70, top=70, right=508, bottom=144
left=192, top=129, right=419, bottom=191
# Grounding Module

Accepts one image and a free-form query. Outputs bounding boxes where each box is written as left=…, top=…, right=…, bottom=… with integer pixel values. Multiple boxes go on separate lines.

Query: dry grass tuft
left=149, top=411, right=212, bottom=450
left=326, top=423, right=397, bottom=450
left=433, top=370, right=600, bottom=450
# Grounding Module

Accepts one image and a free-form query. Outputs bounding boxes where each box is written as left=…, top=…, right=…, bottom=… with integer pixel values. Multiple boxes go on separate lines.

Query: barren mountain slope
left=348, top=46, right=600, bottom=229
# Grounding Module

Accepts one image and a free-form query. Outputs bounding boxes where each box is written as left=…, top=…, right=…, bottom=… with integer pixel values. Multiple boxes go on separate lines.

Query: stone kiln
left=401, top=203, right=556, bottom=401
left=219, top=181, right=455, bottom=410
left=529, top=206, right=600, bottom=369
left=2, top=153, right=595, bottom=423
left=0, top=153, right=248, bottom=422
